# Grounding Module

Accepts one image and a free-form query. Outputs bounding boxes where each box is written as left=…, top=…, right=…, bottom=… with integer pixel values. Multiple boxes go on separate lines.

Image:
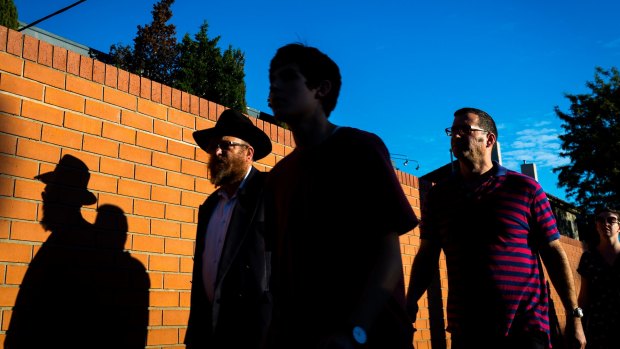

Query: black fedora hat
left=35, top=154, right=97, bottom=205
left=193, top=109, right=272, bottom=160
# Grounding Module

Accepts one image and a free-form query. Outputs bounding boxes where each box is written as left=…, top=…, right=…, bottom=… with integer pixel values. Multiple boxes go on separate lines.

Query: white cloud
left=501, top=125, right=570, bottom=171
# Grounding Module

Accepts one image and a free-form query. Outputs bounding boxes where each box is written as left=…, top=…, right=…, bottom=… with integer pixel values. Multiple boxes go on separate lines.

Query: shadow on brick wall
left=5, top=155, right=150, bottom=349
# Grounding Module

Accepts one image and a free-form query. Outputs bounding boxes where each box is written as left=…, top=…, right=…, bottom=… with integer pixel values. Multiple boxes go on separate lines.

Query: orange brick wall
left=0, top=25, right=582, bottom=349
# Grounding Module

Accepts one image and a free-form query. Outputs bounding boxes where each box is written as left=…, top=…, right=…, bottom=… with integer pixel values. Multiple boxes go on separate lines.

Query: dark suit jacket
left=185, top=167, right=271, bottom=349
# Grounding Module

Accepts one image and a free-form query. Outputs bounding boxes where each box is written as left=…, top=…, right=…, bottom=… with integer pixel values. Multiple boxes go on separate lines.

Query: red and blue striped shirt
left=420, top=163, right=559, bottom=343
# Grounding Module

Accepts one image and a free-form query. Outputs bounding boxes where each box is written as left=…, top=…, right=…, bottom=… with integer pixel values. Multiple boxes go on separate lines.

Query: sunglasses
left=207, top=140, right=250, bottom=153
left=596, top=216, right=619, bottom=224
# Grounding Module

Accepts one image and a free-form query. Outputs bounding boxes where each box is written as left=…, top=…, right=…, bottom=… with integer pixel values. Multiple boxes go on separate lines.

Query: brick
left=0, top=26, right=7, bottom=52
left=0, top=93, right=21, bottom=116
left=82, top=134, right=119, bottom=157
left=198, top=98, right=208, bottom=117
left=101, top=122, right=135, bottom=144
left=161, top=85, right=172, bottom=106
left=0, top=154, right=39, bottom=179
left=16, top=138, right=61, bottom=163
left=64, top=111, right=103, bottom=135
left=6, top=29, right=22, bottom=56
left=52, top=46, right=68, bottom=71
left=118, top=178, right=151, bottom=199
left=151, top=82, right=162, bottom=103
left=85, top=99, right=121, bottom=123
left=208, top=101, right=219, bottom=121
left=149, top=255, right=179, bottom=273
left=117, top=69, right=129, bottom=92
left=181, top=224, right=197, bottom=240
left=190, top=95, right=199, bottom=115
left=140, top=77, right=151, bottom=99
left=0, top=74, right=44, bottom=100
left=6, top=264, right=28, bottom=285
left=103, top=87, right=137, bottom=110
left=154, top=119, right=182, bottom=140
left=119, top=144, right=152, bottom=165
left=127, top=215, right=150, bottom=235
left=99, top=157, right=134, bottom=178
left=132, top=234, right=164, bottom=253
left=137, top=98, right=167, bottom=120
left=151, top=186, right=181, bottom=205
left=0, top=133, right=16, bottom=154
left=182, top=128, right=196, bottom=144
left=168, top=108, right=195, bottom=128
left=22, top=35, right=37, bottom=61
left=165, top=204, right=194, bottom=223
left=162, top=309, right=190, bottom=325
left=67, top=51, right=81, bottom=75
left=133, top=199, right=165, bottom=218
left=79, top=55, right=93, bottom=80
left=121, top=110, right=153, bottom=132
left=146, top=327, right=178, bottom=345
left=167, top=140, right=195, bottom=160
left=179, top=290, right=191, bottom=307
left=44, top=87, right=84, bottom=113
left=0, top=286, right=20, bottom=306
left=180, top=159, right=206, bottom=177
left=41, top=125, right=83, bottom=149
left=38, top=40, right=53, bottom=66
left=180, top=91, right=190, bottom=112
left=89, top=172, right=117, bottom=194
left=66, top=75, right=103, bottom=100
left=151, top=219, right=181, bottom=238
left=171, top=88, right=181, bottom=109
left=152, top=152, right=181, bottom=172
left=0, top=176, right=14, bottom=197
left=25, top=60, right=66, bottom=89
left=104, top=65, right=118, bottom=88
left=0, top=197, right=37, bottom=220
left=166, top=172, right=194, bottom=191
left=97, top=193, right=133, bottom=214
left=180, top=191, right=204, bottom=207
left=136, top=132, right=166, bottom=152
left=135, top=165, right=166, bottom=185
left=180, top=256, right=194, bottom=273
left=195, top=177, right=216, bottom=195
left=21, top=99, right=63, bottom=125
left=129, top=73, right=140, bottom=96
left=92, top=60, right=105, bottom=84
left=0, top=52, right=23, bottom=75
left=164, top=238, right=193, bottom=256
left=149, top=309, right=163, bottom=326
left=10, top=220, right=47, bottom=242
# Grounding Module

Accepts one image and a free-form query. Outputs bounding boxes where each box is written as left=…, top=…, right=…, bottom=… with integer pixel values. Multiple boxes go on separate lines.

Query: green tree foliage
left=110, top=0, right=178, bottom=86
left=108, top=1, right=247, bottom=112
left=0, top=0, right=19, bottom=30
left=174, top=22, right=246, bottom=112
left=554, top=67, right=620, bottom=213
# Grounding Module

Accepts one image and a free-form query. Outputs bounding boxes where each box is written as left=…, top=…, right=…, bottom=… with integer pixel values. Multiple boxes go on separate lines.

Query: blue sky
left=15, top=0, right=620, bottom=203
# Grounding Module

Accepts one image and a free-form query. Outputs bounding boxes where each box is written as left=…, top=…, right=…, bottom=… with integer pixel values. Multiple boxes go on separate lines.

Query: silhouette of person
left=265, top=43, right=418, bottom=349
left=6, top=154, right=149, bottom=349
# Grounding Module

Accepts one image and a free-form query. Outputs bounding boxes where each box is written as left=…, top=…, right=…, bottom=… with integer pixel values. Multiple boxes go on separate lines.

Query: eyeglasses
left=596, top=216, right=619, bottom=225
left=445, top=126, right=488, bottom=137
left=207, top=140, right=250, bottom=153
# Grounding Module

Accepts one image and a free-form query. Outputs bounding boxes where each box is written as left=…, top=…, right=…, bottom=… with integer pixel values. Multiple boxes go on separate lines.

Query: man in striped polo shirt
left=406, top=108, right=586, bottom=349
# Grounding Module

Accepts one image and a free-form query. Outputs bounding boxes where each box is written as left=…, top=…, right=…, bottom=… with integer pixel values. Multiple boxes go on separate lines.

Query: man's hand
left=567, top=318, right=586, bottom=349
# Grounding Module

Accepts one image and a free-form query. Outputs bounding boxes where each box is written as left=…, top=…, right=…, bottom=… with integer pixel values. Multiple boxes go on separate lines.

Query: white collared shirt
left=202, top=166, right=252, bottom=302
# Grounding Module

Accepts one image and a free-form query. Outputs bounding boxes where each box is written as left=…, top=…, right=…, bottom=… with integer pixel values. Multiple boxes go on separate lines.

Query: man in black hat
left=185, top=109, right=273, bottom=349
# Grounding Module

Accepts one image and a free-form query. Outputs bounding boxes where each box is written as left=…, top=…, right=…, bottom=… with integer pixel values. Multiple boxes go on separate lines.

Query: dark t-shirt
left=265, top=126, right=418, bottom=348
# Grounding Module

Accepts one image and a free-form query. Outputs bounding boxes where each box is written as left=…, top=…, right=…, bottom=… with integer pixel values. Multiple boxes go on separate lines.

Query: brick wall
left=0, top=25, right=582, bottom=349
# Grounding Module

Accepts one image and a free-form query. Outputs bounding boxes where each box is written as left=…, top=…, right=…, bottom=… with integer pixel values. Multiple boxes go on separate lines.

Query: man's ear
left=486, top=132, right=497, bottom=148
left=247, top=146, right=255, bottom=161
left=316, top=80, right=332, bottom=98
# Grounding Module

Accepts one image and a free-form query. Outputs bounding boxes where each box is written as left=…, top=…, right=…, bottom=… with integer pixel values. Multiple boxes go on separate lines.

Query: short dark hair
left=269, top=43, right=341, bottom=117
left=595, top=205, right=619, bottom=218
left=454, top=107, right=498, bottom=139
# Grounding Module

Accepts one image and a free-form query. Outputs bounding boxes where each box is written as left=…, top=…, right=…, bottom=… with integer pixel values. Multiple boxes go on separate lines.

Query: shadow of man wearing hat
left=185, top=109, right=273, bottom=349
left=6, top=154, right=149, bottom=349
